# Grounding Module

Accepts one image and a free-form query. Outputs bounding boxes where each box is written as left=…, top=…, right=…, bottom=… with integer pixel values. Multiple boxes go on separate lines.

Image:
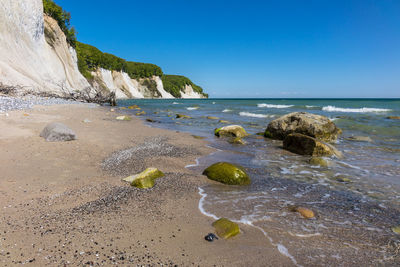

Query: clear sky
left=56, top=0, right=400, bottom=98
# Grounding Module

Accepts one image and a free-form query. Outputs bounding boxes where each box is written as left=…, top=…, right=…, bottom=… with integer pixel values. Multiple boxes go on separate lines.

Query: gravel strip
left=0, top=95, right=98, bottom=113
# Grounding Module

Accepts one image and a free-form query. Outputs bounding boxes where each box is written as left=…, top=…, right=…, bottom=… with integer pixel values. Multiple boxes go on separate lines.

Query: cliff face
left=0, top=0, right=91, bottom=96
left=0, top=0, right=206, bottom=99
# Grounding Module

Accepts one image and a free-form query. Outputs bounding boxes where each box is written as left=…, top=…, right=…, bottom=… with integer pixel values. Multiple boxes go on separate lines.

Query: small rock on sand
left=40, top=122, right=76, bottom=142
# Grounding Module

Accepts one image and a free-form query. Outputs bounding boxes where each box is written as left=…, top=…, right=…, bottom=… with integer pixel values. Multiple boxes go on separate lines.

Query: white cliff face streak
left=0, top=0, right=90, bottom=95
left=0, top=0, right=205, bottom=99
left=154, top=76, right=174, bottom=99
left=180, top=84, right=206, bottom=99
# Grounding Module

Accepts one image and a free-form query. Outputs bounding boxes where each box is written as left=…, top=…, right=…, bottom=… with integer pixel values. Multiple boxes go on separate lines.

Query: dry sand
left=0, top=104, right=293, bottom=266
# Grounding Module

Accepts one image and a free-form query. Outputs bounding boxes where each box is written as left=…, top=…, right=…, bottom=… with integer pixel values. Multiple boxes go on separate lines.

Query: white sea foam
left=185, top=158, right=199, bottom=168
left=288, top=232, right=322, bottom=238
left=258, top=103, right=294, bottom=108
left=222, top=109, right=232, bottom=112
left=239, top=112, right=273, bottom=118
left=197, top=188, right=301, bottom=266
left=186, top=107, right=199, bottom=110
left=197, top=187, right=219, bottom=220
left=172, top=102, right=180, bottom=105
left=306, top=105, right=317, bottom=108
left=322, top=106, right=391, bottom=113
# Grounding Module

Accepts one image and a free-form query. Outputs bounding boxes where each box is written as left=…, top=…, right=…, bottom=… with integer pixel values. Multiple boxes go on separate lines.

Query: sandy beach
left=0, top=103, right=293, bottom=266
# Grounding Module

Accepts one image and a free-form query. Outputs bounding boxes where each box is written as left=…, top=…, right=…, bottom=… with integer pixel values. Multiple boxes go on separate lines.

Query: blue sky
left=56, top=0, right=400, bottom=98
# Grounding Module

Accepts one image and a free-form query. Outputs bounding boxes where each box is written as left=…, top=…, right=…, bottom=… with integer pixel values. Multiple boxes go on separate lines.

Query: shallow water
left=119, top=98, right=400, bottom=265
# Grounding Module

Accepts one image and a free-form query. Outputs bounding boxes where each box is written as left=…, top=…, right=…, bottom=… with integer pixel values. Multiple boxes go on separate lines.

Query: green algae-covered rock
left=228, top=137, right=246, bottom=145
left=391, top=225, right=400, bottom=234
left=264, top=130, right=273, bottom=138
left=192, top=135, right=206, bottom=140
left=214, top=125, right=248, bottom=138
left=176, top=114, right=192, bottom=119
left=207, top=116, right=219, bottom=120
left=219, top=120, right=230, bottom=124
left=202, top=162, right=250, bottom=185
left=212, top=218, right=240, bottom=239
left=116, top=115, right=132, bottom=121
left=128, top=105, right=140, bottom=110
left=333, top=175, right=352, bottom=183
left=309, top=157, right=329, bottom=167
left=123, top=168, right=164, bottom=189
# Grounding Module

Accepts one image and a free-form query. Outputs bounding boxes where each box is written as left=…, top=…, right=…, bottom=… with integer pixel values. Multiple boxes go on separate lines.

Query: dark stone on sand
left=204, top=233, right=218, bottom=242
left=40, top=122, right=76, bottom=142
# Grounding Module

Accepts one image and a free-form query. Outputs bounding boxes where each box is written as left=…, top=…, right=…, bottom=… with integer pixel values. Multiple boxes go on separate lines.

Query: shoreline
left=0, top=101, right=292, bottom=266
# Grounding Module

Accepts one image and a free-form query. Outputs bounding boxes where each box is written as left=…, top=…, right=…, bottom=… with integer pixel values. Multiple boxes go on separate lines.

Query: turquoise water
left=119, top=98, right=400, bottom=265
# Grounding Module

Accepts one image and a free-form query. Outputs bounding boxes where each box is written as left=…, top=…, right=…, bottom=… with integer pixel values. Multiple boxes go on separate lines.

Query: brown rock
left=283, top=133, right=341, bottom=157
left=266, top=112, right=341, bottom=142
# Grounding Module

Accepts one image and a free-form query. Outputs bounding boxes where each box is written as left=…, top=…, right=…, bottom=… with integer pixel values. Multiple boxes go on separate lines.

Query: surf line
left=197, top=187, right=302, bottom=267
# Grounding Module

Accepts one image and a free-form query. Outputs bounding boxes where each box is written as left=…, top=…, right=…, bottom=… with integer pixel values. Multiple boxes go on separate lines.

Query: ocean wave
left=258, top=103, right=294, bottom=108
left=172, top=102, right=180, bottom=105
left=186, top=107, right=199, bottom=110
left=239, top=112, right=273, bottom=118
left=222, top=109, right=232, bottom=112
left=322, top=106, right=392, bottom=113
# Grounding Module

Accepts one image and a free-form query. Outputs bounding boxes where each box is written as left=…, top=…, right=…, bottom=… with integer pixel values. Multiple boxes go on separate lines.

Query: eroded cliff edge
left=0, top=0, right=207, bottom=100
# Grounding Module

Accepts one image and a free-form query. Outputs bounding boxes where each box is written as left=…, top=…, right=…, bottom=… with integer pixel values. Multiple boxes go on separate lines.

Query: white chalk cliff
left=0, top=0, right=206, bottom=99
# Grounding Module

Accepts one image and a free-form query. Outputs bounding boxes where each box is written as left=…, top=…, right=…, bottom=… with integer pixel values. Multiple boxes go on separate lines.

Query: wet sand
left=0, top=104, right=293, bottom=266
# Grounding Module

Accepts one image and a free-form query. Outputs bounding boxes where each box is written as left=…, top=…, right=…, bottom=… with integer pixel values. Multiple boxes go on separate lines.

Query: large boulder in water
left=202, top=162, right=250, bottom=185
left=40, top=122, right=76, bottom=142
left=265, top=112, right=341, bottom=142
left=283, top=133, right=342, bottom=157
left=214, top=125, right=248, bottom=138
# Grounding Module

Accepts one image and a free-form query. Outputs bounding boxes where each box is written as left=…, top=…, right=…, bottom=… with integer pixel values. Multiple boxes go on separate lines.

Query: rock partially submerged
left=346, top=136, right=372, bottom=142
left=40, top=122, right=76, bottom=142
left=289, top=206, right=315, bottom=219
left=128, top=105, right=140, bottom=110
left=265, top=112, right=341, bottom=142
left=387, top=116, right=400, bottom=120
left=206, top=116, right=219, bottom=120
left=176, top=114, right=192, bottom=119
left=228, top=137, right=246, bottom=145
left=212, top=218, right=240, bottom=239
left=283, top=133, right=342, bottom=157
left=122, top=167, right=164, bottom=189
left=202, top=162, right=250, bottom=185
left=136, top=111, right=146, bottom=116
left=215, top=125, right=248, bottom=138
left=309, top=157, right=330, bottom=167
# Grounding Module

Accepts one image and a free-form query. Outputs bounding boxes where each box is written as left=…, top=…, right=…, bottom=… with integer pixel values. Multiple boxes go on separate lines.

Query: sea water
left=119, top=98, right=400, bottom=265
